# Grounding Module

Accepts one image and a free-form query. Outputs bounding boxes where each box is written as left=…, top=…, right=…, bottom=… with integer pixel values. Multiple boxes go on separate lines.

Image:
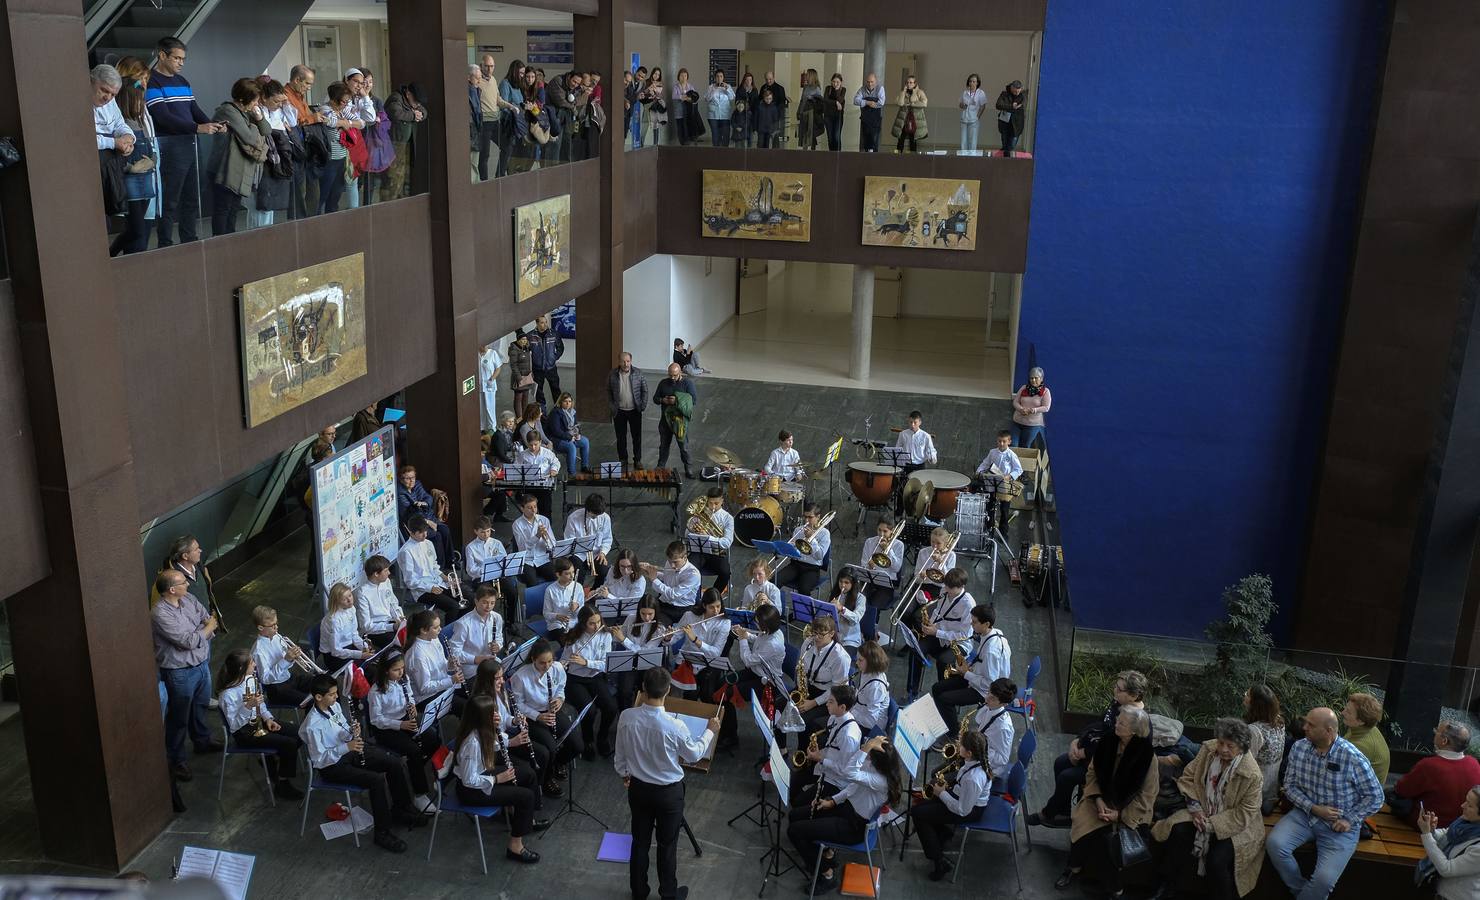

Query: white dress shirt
left=976, top=447, right=1023, bottom=479
left=678, top=610, right=731, bottom=667
left=833, top=757, right=889, bottom=820
left=515, top=446, right=561, bottom=479
left=253, top=634, right=293, bottom=686
left=833, top=593, right=865, bottom=648
left=543, top=581, right=585, bottom=629
left=853, top=674, right=891, bottom=732
left=974, top=705, right=1016, bottom=777
left=451, top=610, right=504, bottom=680
left=564, top=510, right=614, bottom=555
left=479, top=347, right=501, bottom=396
left=463, top=536, right=509, bottom=582
left=737, top=628, right=786, bottom=680
left=354, top=579, right=403, bottom=635
left=510, top=662, right=566, bottom=718
left=895, top=428, right=938, bottom=465
left=742, top=581, right=781, bottom=608
left=861, top=536, right=904, bottom=581
left=604, top=575, right=649, bottom=604
left=800, top=639, right=852, bottom=694
left=302, top=704, right=354, bottom=770
left=620, top=617, right=669, bottom=652
left=221, top=680, right=276, bottom=733
left=789, top=524, right=831, bottom=567
left=455, top=733, right=506, bottom=792
left=765, top=447, right=802, bottom=480
left=652, top=562, right=701, bottom=608
left=94, top=98, right=128, bottom=148
left=563, top=629, right=613, bottom=677
left=817, top=712, right=864, bottom=789
left=614, top=703, right=713, bottom=785
left=405, top=636, right=455, bottom=701
left=511, top=514, right=556, bottom=554
left=688, top=507, right=735, bottom=552
left=930, top=590, right=975, bottom=642
left=368, top=679, right=418, bottom=731
left=319, top=608, right=368, bottom=659
left=913, top=546, right=958, bottom=586
left=941, top=760, right=991, bottom=815
left=397, top=537, right=443, bottom=593
left=964, top=628, right=1012, bottom=693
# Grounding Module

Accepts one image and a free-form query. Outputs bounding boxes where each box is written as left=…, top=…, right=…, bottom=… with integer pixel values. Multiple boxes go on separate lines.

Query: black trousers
left=859, top=115, right=881, bottom=152
left=1043, top=752, right=1089, bottom=818
left=629, top=778, right=685, bottom=900
left=508, top=729, right=551, bottom=791
left=457, top=777, right=537, bottom=836
left=263, top=673, right=312, bottom=709
left=907, top=632, right=956, bottom=695
left=370, top=724, right=440, bottom=794
left=613, top=408, right=643, bottom=464
left=896, top=133, right=918, bottom=153
left=533, top=367, right=561, bottom=407
left=230, top=723, right=301, bottom=778
left=691, top=551, right=731, bottom=592
left=931, top=676, right=985, bottom=729
left=789, top=771, right=838, bottom=817
left=319, top=746, right=415, bottom=831
left=1159, top=821, right=1237, bottom=900
left=415, top=589, right=465, bottom=623
left=517, top=561, right=559, bottom=589
left=529, top=705, right=582, bottom=771
left=476, top=119, right=498, bottom=181
left=800, top=693, right=832, bottom=739
left=775, top=561, right=824, bottom=597
left=788, top=800, right=867, bottom=874
left=565, top=673, right=618, bottom=748
left=720, top=671, right=768, bottom=742
left=657, top=602, right=695, bottom=625
left=910, top=797, right=984, bottom=861
left=656, top=417, right=691, bottom=472
left=574, top=555, right=612, bottom=587
left=1070, top=823, right=1151, bottom=894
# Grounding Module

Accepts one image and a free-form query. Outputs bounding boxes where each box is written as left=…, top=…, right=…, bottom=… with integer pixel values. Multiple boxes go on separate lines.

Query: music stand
left=606, top=648, right=665, bottom=673
left=843, top=563, right=897, bottom=591
left=878, top=446, right=910, bottom=468
left=499, top=635, right=539, bottom=674
left=541, top=699, right=604, bottom=834
left=548, top=537, right=581, bottom=561
left=416, top=688, right=456, bottom=736
left=896, top=621, right=930, bottom=664
left=788, top=592, right=839, bottom=634
left=755, top=740, right=800, bottom=894
left=596, top=595, right=640, bottom=622
left=724, top=607, right=757, bottom=628
left=681, top=648, right=731, bottom=677
left=891, top=696, right=949, bottom=860
left=598, top=461, right=624, bottom=479
left=502, top=463, right=554, bottom=486
left=683, top=534, right=725, bottom=558
left=727, top=688, right=784, bottom=831
left=480, top=553, right=527, bottom=583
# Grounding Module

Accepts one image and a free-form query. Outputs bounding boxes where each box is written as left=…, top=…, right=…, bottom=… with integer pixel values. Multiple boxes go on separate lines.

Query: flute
left=656, top=611, right=729, bottom=641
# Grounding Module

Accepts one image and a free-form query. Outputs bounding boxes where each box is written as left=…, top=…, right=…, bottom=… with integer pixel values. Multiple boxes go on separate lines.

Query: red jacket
left=1394, top=753, right=1480, bottom=826
left=338, top=127, right=370, bottom=178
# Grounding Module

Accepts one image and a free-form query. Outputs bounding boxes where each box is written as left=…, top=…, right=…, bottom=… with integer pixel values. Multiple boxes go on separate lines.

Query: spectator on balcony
left=506, top=69, right=551, bottom=174
left=958, top=74, right=988, bottom=154
left=756, top=87, right=782, bottom=149
left=92, top=64, right=131, bottom=156
left=339, top=69, right=371, bottom=209
left=760, top=70, right=788, bottom=115
left=797, top=69, right=824, bottom=151
left=823, top=73, right=846, bottom=152
left=495, top=59, right=526, bottom=178
left=249, top=79, right=296, bottom=231
left=892, top=74, right=928, bottom=154
left=107, top=58, right=161, bottom=256
left=547, top=71, right=588, bottom=164
left=317, top=81, right=362, bottom=214
left=207, top=78, right=269, bottom=236
left=589, top=71, right=604, bottom=108
left=1341, top=692, right=1390, bottom=785
left=358, top=69, right=395, bottom=205
left=639, top=68, right=666, bottom=149
left=384, top=82, right=425, bottom=201
left=285, top=65, right=320, bottom=218
left=1392, top=721, right=1480, bottom=829
left=854, top=72, right=885, bottom=152
left=529, top=314, right=564, bottom=406
left=1012, top=366, right=1051, bottom=448
left=671, top=68, right=694, bottom=146
left=474, top=54, right=498, bottom=181
left=704, top=68, right=734, bottom=148
left=995, top=79, right=1027, bottom=156
left=146, top=38, right=225, bottom=247
left=622, top=69, right=639, bottom=145
left=731, top=71, right=758, bottom=148
left=575, top=79, right=604, bottom=162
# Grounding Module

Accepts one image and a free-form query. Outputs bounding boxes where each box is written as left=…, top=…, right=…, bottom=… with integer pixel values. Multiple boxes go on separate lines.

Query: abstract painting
left=861, top=176, right=980, bottom=250
left=514, top=194, right=571, bottom=303
left=701, top=169, right=812, bottom=242
left=238, top=253, right=367, bottom=427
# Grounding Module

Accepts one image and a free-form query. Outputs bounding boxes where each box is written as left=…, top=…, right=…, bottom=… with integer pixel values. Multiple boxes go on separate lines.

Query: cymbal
left=706, top=445, right=745, bottom=467
left=903, top=477, right=934, bottom=520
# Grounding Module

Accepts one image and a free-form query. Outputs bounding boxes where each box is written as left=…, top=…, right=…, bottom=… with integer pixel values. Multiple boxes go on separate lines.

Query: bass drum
left=914, top=468, right=971, bottom=519
left=847, top=462, right=899, bottom=508
left=734, top=495, right=784, bottom=547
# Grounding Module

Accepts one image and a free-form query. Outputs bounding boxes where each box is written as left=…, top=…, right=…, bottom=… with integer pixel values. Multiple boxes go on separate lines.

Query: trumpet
left=794, top=511, right=835, bottom=557
left=277, top=633, right=327, bottom=675
left=244, top=674, right=268, bottom=737
left=870, top=524, right=898, bottom=569
left=685, top=499, right=728, bottom=542
left=791, top=727, right=823, bottom=768
left=923, top=532, right=961, bottom=583
left=447, top=552, right=469, bottom=609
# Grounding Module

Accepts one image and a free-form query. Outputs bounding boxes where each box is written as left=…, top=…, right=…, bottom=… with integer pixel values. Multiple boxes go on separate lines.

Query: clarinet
left=439, top=634, right=461, bottom=681
left=339, top=699, right=366, bottom=767
left=507, top=682, right=536, bottom=761
left=494, top=709, right=515, bottom=776
left=400, top=673, right=418, bottom=729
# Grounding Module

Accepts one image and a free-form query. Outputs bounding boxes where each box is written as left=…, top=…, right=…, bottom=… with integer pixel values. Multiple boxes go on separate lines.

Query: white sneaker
left=415, top=795, right=437, bottom=814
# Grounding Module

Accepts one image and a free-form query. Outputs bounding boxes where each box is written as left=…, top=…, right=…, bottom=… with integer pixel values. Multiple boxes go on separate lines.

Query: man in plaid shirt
left=1267, top=707, right=1384, bottom=900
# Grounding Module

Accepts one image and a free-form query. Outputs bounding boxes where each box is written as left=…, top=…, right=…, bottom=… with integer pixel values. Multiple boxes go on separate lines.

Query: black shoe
left=532, top=817, right=552, bottom=832
left=193, top=739, right=224, bottom=755
left=394, top=808, right=429, bottom=829
left=374, top=829, right=407, bottom=853
left=274, top=780, right=305, bottom=801
left=675, top=888, right=689, bottom=900
left=506, top=846, right=541, bottom=863
left=543, top=781, right=564, bottom=798
left=1054, top=868, right=1079, bottom=890
left=171, top=763, right=193, bottom=782
left=928, top=859, right=951, bottom=882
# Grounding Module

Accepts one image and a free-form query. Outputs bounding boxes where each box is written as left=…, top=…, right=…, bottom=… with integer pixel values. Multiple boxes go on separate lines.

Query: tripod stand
left=539, top=700, right=606, bottom=834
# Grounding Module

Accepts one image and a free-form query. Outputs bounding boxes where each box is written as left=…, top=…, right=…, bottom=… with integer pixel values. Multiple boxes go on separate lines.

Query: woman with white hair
left=1058, top=706, right=1159, bottom=897
left=1416, top=785, right=1480, bottom=900
left=1149, top=717, right=1265, bottom=899
left=1013, top=366, right=1051, bottom=449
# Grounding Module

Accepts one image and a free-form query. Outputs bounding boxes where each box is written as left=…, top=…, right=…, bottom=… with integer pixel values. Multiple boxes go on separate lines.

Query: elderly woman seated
left=1416, top=784, right=1480, bottom=900
left=1148, top=718, right=1265, bottom=900
left=1056, top=706, right=1159, bottom=898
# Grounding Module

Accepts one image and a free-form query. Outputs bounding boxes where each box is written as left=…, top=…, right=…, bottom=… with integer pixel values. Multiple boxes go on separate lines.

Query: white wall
left=622, top=254, right=674, bottom=373
left=670, top=256, right=737, bottom=352
left=625, top=23, right=660, bottom=72
left=898, top=269, right=992, bottom=319
left=674, top=27, right=750, bottom=83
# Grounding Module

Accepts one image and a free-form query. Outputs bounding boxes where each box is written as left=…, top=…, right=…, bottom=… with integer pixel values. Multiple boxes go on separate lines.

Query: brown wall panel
left=117, top=198, right=439, bottom=520
left=0, top=280, right=50, bottom=597
left=652, top=147, right=1031, bottom=273
left=624, top=146, right=659, bottom=265
left=655, top=0, right=1045, bottom=30
left=626, top=0, right=659, bottom=24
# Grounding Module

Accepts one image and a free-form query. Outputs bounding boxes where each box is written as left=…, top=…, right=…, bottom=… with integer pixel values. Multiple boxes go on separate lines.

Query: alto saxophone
left=791, top=727, right=824, bottom=769
left=941, top=711, right=972, bottom=760
left=942, top=639, right=969, bottom=679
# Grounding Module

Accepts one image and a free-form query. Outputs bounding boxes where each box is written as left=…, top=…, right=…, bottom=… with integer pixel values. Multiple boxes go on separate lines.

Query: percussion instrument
left=734, top=495, right=784, bottom=547
left=913, top=469, right=970, bottom=519
left=847, top=461, right=899, bottom=508
left=779, top=481, right=806, bottom=504
left=993, top=478, right=1024, bottom=504
left=902, top=477, right=933, bottom=520
left=762, top=474, right=783, bottom=496
left=707, top=445, right=746, bottom=468
left=725, top=468, right=761, bottom=506
left=1022, top=543, right=1062, bottom=575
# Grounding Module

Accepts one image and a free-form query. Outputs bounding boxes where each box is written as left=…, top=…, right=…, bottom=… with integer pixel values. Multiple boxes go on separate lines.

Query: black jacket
left=756, top=100, right=782, bottom=136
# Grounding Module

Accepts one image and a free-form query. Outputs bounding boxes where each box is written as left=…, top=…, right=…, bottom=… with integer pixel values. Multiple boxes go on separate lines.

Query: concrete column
left=850, top=265, right=875, bottom=381
left=660, top=25, right=681, bottom=145
left=863, top=28, right=887, bottom=89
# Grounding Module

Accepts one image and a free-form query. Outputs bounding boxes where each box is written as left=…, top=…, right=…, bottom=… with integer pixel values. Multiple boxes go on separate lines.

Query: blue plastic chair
left=300, top=769, right=370, bottom=848
left=1005, top=655, right=1041, bottom=724
left=951, top=761, right=1025, bottom=886
left=810, top=812, right=884, bottom=899
left=524, top=582, right=550, bottom=636
left=866, top=695, right=900, bottom=740
left=215, top=712, right=276, bottom=807
left=1015, top=729, right=1037, bottom=851
left=304, top=623, right=323, bottom=668
left=426, top=774, right=507, bottom=874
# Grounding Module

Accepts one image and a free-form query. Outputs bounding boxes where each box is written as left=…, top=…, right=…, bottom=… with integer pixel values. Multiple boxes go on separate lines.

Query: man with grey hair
left=1391, top=719, right=1480, bottom=828
left=607, top=351, right=648, bottom=469
left=91, top=64, right=133, bottom=156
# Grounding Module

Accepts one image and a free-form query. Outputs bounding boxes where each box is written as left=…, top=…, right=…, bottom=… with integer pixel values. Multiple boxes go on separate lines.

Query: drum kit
left=708, top=445, right=811, bottom=547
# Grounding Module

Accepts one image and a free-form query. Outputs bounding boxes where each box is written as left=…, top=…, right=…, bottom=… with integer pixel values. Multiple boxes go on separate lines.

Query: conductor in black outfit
left=613, top=668, right=718, bottom=900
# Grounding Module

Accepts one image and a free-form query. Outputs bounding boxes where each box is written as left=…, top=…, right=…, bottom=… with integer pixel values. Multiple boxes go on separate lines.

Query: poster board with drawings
left=311, top=425, right=400, bottom=612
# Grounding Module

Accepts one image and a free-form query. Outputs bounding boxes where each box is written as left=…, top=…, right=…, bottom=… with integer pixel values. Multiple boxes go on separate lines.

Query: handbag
left=903, top=109, right=917, bottom=136
left=1111, top=823, right=1152, bottom=869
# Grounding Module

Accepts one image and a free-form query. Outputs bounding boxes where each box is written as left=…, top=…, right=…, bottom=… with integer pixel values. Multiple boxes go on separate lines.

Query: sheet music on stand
left=596, top=595, right=640, bottom=622
left=789, top=592, right=839, bottom=627
left=682, top=647, right=731, bottom=672
left=879, top=446, right=910, bottom=467
left=754, top=538, right=803, bottom=563
left=607, top=648, right=665, bottom=672
left=843, top=563, right=897, bottom=588
left=568, top=534, right=600, bottom=560
left=749, top=689, right=776, bottom=747
left=752, top=653, right=790, bottom=698
left=768, top=741, right=792, bottom=807
left=599, top=461, right=625, bottom=479
left=725, top=607, right=757, bottom=628
left=822, top=435, right=845, bottom=469
left=417, top=687, right=456, bottom=735
left=893, top=695, right=949, bottom=777
left=500, top=635, right=540, bottom=672
left=558, top=699, right=597, bottom=749
left=897, top=621, right=930, bottom=663
left=481, top=551, right=528, bottom=582
left=502, top=463, right=554, bottom=486
left=684, top=534, right=726, bottom=557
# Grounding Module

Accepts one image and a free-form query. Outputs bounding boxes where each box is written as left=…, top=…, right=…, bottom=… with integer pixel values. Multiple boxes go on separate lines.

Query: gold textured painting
left=701, top=169, right=811, bottom=242
left=861, top=176, right=980, bottom=250
left=238, top=253, right=368, bottom=428
left=514, top=194, right=572, bottom=303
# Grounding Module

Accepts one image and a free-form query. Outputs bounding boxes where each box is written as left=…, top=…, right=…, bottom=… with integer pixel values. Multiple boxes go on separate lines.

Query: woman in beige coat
left=891, top=75, right=928, bottom=153
left=1058, top=706, right=1160, bottom=898
left=1149, top=718, right=1265, bottom=900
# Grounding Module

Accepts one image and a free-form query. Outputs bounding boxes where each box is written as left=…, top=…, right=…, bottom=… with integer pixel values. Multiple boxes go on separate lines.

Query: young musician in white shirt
left=677, top=588, right=731, bottom=702
left=775, top=504, right=832, bottom=596
left=930, top=603, right=1012, bottom=727
left=397, top=515, right=461, bottom=620
left=468, top=659, right=549, bottom=796
left=686, top=486, right=735, bottom=593
left=826, top=571, right=867, bottom=657
left=564, top=493, right=614, bottom=585
left=973, top=677, right=1018, bottom=777
left=450, top=583, right=505, bottom=681
left=910, top=526, right=958, bottom=602
left=859, top=517, right=903, bottom=640
left=452, top=694, right=544, bottom=863
left=788, top=735, right=901, bottom=894
left=642, top=540, right=702, bottom=623
left=722, top=603, right=785, bottom=748
left=910, top=730, right=991, bottom=881
left=908, top=567, right=975, bottom=699
left=215, top=648, right=303, bottom=800
left=594, top=549, right=647, bottom=623
left=895, top=410, right=939, bottom=467
left=509, top=638, right=582, bottom=795
left=975, top=429, right=1023, bottom=532
left=559, top=604, right=620, bottom=758
left=511, top=493, right=559, bottom=586
left=366, top=653, right=440, bottom=808
left=354, top=555, right=405, bottom=649
left=403, top=609, right=466, bottom=715
left=741, top=557, right=782, bottom=609
left=319, top=582, right=373, bottom=670
left=465, top=515, right=521, bottom=602
left=542, top=558, right=585, bottom=636
left=252, top=604, right=315, bottom=707
left=764, top=429, right=802, bottom=480
left=514, top=432, right=561, bottom=517
left=616, top=596, right=670, bottom=708
left=791, top=684, right=863, bottom=815
left=795, top=614, right=852, bottom=737
left=852, top=641, right=893, bottom=738
left=300, top=674, right=424, bottom=853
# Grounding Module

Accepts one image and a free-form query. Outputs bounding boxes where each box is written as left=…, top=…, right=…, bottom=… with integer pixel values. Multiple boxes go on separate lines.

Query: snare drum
left=779, top=481, right=806, bottom=504
left=914, top=469, right=971, bottom=519
left=847, top=461, right=899, bottom=508
left=734, top=495, right=784, bottom=547
left=725, top=468, right=760, bottom=506
left=762, top=474, right=783, bottom=496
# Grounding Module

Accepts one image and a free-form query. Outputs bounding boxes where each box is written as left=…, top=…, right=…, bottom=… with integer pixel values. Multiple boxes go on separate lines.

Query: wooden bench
left=1250, top=808, right=1426, bottom=899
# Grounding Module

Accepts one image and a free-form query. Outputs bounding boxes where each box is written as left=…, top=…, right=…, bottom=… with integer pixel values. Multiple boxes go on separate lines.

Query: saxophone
left=932, top=757, right=963, bottom=791
left=941, top=711, right=972, bottom=759
left=789, top=623, right=814, bottom=704
left=791, top=727, right=824, bottom=768
left=942, top=639, right=969, bottom=679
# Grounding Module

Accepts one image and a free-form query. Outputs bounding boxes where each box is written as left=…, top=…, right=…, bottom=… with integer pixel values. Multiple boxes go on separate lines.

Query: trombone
left=794, top=511, right=834, bottom=557
left=922, top=531, right=962, bottom=583
left=869, top=523, right=898, bottom=569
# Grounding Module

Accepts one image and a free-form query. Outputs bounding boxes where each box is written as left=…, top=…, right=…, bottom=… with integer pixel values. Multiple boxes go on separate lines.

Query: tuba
left=685, top=498, right=727, bottom=541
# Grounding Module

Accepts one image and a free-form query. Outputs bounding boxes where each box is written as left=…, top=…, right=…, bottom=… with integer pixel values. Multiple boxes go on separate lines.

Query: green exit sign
left=462, top=376, right=476, bottom=395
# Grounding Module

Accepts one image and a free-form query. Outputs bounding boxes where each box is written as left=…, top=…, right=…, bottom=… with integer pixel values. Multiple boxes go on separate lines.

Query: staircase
left=87, top=0, right=206, bottom=67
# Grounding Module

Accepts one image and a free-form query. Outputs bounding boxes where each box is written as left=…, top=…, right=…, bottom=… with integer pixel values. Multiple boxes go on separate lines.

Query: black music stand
left=481, top=553, right=527, bottom=629
left=727, top=658, right=789, bottom=830
left=541, top=699, right=604, bottom=834
left=755, top=739, right=801, bottom=896
left=595, top=595, right=641, bottom=623
left=606, top=647, right=665, bottom=673
left=787, top=592, right=839, bottom=640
